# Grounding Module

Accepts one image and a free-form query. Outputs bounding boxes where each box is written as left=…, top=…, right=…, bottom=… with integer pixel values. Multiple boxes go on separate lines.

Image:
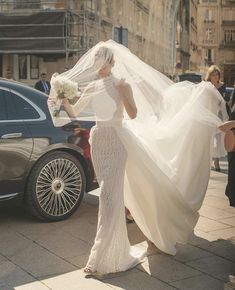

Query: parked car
left=226, top=87, right=234, bottom=102
left=0, top=78, right=97, bottom=221
left=178, top=73, right=202, bottom=84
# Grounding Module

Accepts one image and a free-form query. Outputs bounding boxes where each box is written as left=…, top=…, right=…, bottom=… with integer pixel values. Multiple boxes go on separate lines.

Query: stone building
left=175, top=0, right=190, bottom=74
left=197, top=0, right=235, bottom=84
left=0, top=0, right=180, bottom=85
left=190, top=0, right=200, bottom=72
left=176, top=0, right=201, bottom=75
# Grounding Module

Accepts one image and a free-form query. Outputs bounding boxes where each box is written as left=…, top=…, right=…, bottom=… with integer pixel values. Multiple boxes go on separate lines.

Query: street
left=0, top=170, right=235, bottom=290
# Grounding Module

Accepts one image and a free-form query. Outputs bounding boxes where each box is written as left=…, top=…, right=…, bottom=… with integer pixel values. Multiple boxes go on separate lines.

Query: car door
left=0, top=87, right=33, bottom=197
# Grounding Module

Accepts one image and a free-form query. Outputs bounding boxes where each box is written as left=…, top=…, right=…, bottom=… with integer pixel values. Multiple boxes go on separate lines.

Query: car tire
left=25, top=151, right=86, bottom=221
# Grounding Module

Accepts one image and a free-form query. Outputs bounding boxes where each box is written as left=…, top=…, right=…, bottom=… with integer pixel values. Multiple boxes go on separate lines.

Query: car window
left=5, top=90, right=40, bottom=120
left=0, top=90, right=7, bottom=120
left=179, top=74, right=202, bottom=83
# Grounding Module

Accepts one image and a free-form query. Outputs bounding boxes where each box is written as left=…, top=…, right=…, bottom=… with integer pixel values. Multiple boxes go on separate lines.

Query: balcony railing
left=203, top=39, right=216, bottom=45
left=222, top=20, right=235, bottom=26
left=222, top=0, right=235, bottom=6
left=220, top=40, right=235, bottom=48
left=204, top=19, right=215, bottom=23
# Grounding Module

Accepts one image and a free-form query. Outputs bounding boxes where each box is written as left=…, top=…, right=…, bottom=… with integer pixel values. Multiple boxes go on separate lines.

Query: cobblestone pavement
left=0, top=170, right=234, bottom=290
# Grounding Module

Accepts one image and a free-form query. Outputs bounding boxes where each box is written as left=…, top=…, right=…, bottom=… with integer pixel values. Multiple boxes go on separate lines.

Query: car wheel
left=25, top=151, right=86, bottom=221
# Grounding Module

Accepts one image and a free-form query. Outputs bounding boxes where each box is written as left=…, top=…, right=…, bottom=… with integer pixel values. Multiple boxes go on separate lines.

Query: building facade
left=220, top=0, right=235, bottom=86
left=190, top=0, right=200, bottom=72
left=197, top=0, right=235, bottom=84
left=176, top=0, right=190, bottom=75
left=0, top=0, right=180, bottom=85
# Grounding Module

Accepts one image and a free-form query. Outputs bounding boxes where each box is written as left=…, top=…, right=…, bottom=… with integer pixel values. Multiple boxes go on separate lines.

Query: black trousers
left=226, top=152, right=235, bottom=207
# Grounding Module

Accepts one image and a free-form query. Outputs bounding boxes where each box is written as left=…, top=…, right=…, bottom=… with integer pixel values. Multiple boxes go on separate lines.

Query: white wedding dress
left=65, top=74, right=226, bottom=274
left=85, top=76, right=146, bottom=273
left=48, top=40, right=227, bottom=273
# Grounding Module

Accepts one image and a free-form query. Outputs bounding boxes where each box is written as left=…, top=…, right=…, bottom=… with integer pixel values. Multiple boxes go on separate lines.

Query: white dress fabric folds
left=114, top=80, right=225, bottom=255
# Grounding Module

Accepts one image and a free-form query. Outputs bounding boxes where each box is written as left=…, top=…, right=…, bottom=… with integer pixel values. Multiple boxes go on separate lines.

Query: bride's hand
left=219, top=121, right=235, bottom=132
left=115, top=79, right=130, bottom=97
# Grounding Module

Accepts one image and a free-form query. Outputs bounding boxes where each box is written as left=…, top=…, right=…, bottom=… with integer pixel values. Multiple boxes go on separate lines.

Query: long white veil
left=47, top=38, right=226, bottom=209
left=48, top=40, right=227, bottom=255
left=48, top=40, right=173, bottom=124
left=48, top=39, right=224, bottom=126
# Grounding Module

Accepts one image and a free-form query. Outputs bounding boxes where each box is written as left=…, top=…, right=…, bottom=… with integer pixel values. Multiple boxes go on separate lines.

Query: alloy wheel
left=36, top=158, right=82, bottom=216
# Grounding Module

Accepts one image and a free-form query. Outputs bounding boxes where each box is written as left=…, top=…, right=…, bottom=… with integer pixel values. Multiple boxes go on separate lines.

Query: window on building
left=224, top=30, right=235, bottom=43
left=206, top=49, right=212, bottom=62
left=19, top=55, right=27, bottom=79
left=30, top=56, right=39, bottom=79
left=18, top=55, right=39, bottom=80
left=205, top=48, right=214, bottom=65
left=204, top=9, right=213, bottom=21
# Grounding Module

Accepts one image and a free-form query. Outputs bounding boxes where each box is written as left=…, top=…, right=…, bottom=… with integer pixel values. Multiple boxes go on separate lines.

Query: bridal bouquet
left=53, top=75, right=78, bottom=100
left=49, top=75, right=78, bottom=119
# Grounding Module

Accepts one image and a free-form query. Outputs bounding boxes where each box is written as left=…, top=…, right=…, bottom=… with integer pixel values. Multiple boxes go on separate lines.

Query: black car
left=179, top=73, right=202, bottom=83
left=0, top=78, right=97, bottom=221
left=226, top=87, right=234, bottom=102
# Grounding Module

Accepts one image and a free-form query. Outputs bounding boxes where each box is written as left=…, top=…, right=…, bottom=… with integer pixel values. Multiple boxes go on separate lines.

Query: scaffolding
left=0, top=0, right=100, bottom=65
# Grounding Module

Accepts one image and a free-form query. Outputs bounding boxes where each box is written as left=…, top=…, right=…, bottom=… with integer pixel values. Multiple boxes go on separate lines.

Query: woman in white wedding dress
left=47, top=40, right=227, bottom=274
left=60, top=47, right=146, bottom=274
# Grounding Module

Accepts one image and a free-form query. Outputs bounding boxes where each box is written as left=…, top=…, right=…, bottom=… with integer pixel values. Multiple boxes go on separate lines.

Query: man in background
left=34, top=73, right=51, bottom=95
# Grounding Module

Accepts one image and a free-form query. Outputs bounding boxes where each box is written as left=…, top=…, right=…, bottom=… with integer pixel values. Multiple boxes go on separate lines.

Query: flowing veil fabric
left=48, top=40, right=226, bottom=255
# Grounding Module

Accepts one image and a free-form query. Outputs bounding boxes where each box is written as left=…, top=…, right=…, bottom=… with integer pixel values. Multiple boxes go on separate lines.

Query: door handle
left=1, top=133, right=23, bottom=139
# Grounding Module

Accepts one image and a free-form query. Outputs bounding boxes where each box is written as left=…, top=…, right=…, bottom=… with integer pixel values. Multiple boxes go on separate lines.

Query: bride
left=48, top=40, right=226, bottom=274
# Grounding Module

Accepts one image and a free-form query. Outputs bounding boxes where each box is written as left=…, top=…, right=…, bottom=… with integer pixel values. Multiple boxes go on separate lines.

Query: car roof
left=0, top=78, right=49, bottom=113
left=0, top=77, right=34, bottom=89
left=179, top=72, right=202, bottom=76
left=0, top=78, right=47, bottom=98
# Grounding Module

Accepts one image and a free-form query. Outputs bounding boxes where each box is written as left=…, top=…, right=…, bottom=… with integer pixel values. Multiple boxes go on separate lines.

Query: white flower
left=53, top=75, right=78, bottom=100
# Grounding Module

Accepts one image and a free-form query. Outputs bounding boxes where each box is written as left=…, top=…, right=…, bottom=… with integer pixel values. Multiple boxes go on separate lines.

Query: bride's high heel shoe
left=84, top=267, right=93, bottom=274
left=84, top=267, right=99, bottom=276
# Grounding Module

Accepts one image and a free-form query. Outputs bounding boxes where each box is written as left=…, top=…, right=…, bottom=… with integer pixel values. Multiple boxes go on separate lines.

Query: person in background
left=229, top=84, right=235, bottom=114
left=219, top=116, right=235, bottom=207
left=34, top=73, right=51, bottom=95
left=205, top=65, right=228, bottom=171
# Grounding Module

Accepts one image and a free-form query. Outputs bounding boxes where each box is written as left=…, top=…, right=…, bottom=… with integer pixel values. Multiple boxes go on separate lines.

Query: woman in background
left=219, top=87, right=235, bottom=207
left=205, top=65, right=228, bottom=171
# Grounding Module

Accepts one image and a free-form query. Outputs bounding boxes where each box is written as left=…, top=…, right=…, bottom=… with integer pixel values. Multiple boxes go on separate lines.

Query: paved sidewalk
left=0, top=171, right=234, bottom=290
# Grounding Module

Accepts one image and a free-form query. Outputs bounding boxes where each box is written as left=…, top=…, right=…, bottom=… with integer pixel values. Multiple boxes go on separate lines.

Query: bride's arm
left=117, top=81, right=137, bottom=119
left=62, top=86, right=92, bottom=118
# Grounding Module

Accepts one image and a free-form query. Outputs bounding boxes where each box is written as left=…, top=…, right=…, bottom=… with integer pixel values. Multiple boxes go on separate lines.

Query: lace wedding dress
left=84, top=76, right=146, bottom=274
